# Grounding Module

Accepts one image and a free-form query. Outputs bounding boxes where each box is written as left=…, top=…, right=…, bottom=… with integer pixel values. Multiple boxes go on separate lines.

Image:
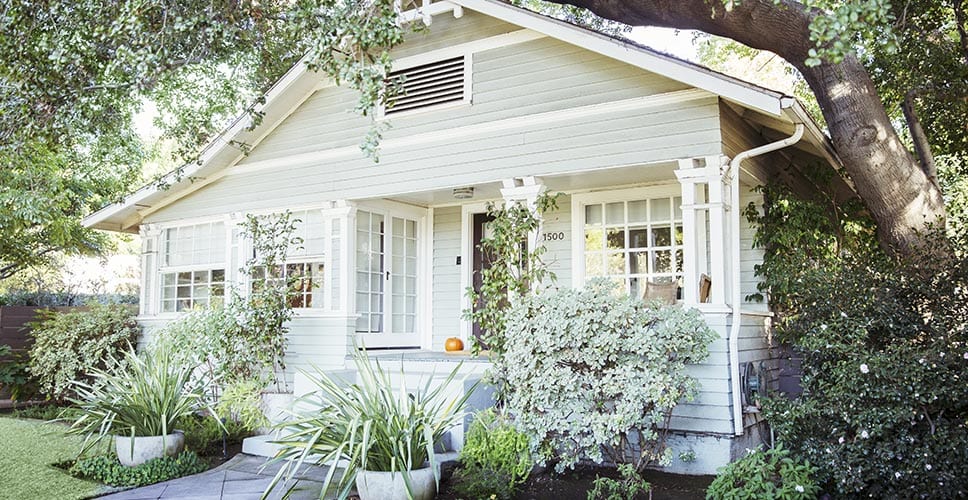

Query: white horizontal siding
left=148, top=98, right=721, bottom=223
left=383, top=36, right=690, bottom=138
left=392, top=11, right=520, bottom=59
left=283, top=316, right=355, bottom=385
left=670, top=324, right=732, bottom=433
left=432, top=206, right=462, bottom=350
left=739, top=184, right=766, bottom=308
left=541, top=193, right=571, bottom=289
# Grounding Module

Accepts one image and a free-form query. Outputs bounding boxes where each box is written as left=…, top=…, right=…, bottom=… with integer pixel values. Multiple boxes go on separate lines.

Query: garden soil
left=437, top=464, right=714, bottom=500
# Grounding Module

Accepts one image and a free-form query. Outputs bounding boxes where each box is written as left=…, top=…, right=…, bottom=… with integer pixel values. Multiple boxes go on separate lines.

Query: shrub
left=179, top=414, right=251, bottom=457
left=0, top=291, right=138, bottom=307
left=28, top=303, right=139, bottom=400
left=451, top=466, right=514, bottom=500
left=761, top=242, right=968, bottom=496
left=0, top=344, right=36, bottom=401
left=216, top=379, right=269, bottom=431
left=588, top=464, right=651, bottom=500
left=152, top=211, right=300, bottom=393
left=749, top=185, right=968, bottom=496
left=706, top=445, right=819, bottom=500
left=69, top=451, right=207, bottom=486
left=454, top=409, right=534, bottom=499
left=499, top=279, right=715, bottom=473
left=66, top=343, right=218, bottom=454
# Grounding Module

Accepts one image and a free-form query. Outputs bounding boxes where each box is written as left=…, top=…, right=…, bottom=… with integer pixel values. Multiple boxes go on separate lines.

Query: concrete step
left=242, top=433, right=283, bottom=458
left=242, top=430, right=457, bottom=459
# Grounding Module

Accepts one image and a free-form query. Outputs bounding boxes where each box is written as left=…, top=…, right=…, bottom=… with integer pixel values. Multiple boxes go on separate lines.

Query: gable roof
left=84, top=0, right=838, bottom=233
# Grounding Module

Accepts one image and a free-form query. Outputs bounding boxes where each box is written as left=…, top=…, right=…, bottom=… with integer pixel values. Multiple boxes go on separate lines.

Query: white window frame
left=156, top=218, right=229, bottom=315
left=571, top=185, right=684, bottom=297
left=353, top=201, right=430, bottom=348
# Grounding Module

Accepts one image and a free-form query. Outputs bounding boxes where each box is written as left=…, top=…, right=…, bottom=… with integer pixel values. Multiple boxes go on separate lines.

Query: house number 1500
left=542, top=232, right=566, bottom=241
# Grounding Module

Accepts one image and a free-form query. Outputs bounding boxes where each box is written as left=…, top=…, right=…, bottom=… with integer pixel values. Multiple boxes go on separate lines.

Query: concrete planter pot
left=115, top=431, right=185, bottom=467
left=355, top=467, right=436, bottom=500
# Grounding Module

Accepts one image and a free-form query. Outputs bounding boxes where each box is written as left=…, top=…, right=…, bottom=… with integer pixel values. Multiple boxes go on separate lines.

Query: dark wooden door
left=471, top=213, right=495, bottom=344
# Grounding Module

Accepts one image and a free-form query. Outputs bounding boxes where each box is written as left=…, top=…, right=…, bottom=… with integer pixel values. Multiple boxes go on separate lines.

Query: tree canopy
left=1, top=0, right=964, bottom=276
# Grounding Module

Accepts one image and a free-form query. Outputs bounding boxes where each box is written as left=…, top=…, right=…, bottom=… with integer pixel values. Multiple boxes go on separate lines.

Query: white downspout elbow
left=728, top=123, right=804, bottom=436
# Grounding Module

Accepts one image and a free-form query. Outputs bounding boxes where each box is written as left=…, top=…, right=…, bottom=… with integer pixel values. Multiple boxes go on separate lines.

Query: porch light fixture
left=453, top=187, right=474, bottom=199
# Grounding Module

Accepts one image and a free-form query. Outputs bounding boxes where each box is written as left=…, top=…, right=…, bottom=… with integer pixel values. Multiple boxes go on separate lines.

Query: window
left=383, top=55, right=469, bottom=116
left=355, top=210, right=420, bottom=343
left=580, top=193, right=683, bottom=299
left=160, top=222, right=226, bottom=312
left=250, top=210, right=327, bottom=309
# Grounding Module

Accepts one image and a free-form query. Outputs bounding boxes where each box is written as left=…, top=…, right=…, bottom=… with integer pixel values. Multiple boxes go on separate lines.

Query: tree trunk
left=551, top=0, right=946, bottom=255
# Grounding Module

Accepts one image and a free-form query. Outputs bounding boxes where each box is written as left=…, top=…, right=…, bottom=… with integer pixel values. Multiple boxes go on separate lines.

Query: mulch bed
left=436, top=463, right=714, bottom=500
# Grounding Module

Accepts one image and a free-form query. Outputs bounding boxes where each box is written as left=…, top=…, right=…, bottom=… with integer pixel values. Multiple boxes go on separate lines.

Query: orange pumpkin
left=444, top=337, right=464, bottom=352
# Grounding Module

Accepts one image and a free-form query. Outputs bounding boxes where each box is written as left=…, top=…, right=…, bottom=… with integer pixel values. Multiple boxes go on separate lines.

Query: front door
left=471, top=213, right=495, bottom=344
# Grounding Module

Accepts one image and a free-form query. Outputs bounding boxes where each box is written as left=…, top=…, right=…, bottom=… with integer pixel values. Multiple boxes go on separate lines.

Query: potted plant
left=266, top=347, right=475, bottom=500
left=66, top=343, right=218, bottom=466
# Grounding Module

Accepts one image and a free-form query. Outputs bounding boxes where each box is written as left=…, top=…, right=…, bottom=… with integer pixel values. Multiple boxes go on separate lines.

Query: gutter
left=728, top=122, right=804, bottom=436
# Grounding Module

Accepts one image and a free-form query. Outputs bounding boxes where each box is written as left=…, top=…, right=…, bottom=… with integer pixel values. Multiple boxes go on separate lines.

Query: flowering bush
left=498, top=280, right=715, bottom=474
left=749, top=185, right=968, bottom=496
left=762, top=241, right=968, bottom=496
left=706, top=444, right=819, bottom=499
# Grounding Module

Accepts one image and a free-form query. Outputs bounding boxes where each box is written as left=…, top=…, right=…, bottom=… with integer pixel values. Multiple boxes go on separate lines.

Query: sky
left=628, top=27, right=699, bottom=61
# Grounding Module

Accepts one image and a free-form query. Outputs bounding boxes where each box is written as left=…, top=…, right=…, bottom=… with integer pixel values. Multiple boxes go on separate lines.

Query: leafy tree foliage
left=0, top=0, right=411, bottom=280
left=748, top=184, right=968, bottom=496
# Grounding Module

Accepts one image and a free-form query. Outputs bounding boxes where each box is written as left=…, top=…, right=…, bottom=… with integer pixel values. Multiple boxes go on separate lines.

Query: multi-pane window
left=390, top=217, right=418, bottom=334
left=160, top=222, right=226, bottom=312
left=355, top=210, right=419, bottom=338
left=583, top=196, right=683, bottom=299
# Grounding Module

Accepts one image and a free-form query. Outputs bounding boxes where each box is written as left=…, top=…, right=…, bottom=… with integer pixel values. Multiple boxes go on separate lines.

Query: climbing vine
left=463, top=192, right=559, bottom=357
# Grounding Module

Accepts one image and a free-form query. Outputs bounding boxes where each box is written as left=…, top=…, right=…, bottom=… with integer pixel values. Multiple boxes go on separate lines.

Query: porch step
left=242, top=430, right=456, bottom=459
left=242, top=433, right=283, bottom=458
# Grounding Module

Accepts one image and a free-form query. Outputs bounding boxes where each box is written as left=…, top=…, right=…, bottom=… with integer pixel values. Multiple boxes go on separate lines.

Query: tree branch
left=902, top=89, right=938, bottom=187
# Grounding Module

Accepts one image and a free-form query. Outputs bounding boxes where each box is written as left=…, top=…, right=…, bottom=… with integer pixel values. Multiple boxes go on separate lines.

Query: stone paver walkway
left=97, top=454, right=336, bottom=500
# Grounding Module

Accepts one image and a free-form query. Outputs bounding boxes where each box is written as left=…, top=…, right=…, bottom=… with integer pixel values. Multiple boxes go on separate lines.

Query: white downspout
left=728, top=123, right=804, bottom=436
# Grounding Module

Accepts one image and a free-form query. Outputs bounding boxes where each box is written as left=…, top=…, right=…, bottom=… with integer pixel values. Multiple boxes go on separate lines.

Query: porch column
left=675, top=155, right=731, bottom=306
left=324, top=201, right=356, bottom=314
left=499, top=176, right=548, bottom=290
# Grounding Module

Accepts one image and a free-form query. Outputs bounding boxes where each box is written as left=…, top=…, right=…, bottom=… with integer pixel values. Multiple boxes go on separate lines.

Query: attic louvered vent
left=384, top=56, right=467, bottom=115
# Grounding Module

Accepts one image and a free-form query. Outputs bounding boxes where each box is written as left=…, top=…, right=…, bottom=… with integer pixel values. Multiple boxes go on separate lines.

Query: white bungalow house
left=84, top=0, right=850, bottom=475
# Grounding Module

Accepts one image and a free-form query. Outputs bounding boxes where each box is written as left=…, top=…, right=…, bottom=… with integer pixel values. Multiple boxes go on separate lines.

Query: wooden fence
left=0, top=306, right=83, bottom=359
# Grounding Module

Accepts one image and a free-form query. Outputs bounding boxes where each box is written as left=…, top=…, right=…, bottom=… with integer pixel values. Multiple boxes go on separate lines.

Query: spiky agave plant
left=66, top=342, right=218, bottom=456
left=265, top=347, right=476, bottom=500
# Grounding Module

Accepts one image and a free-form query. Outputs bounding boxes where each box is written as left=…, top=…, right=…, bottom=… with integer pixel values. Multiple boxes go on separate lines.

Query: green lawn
left=0, top=417, right=103, bottom=500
